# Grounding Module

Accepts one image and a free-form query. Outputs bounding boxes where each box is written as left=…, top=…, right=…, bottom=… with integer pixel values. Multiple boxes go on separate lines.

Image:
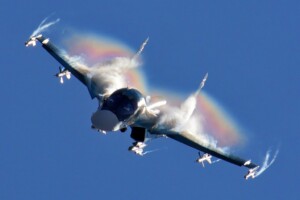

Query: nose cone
left=91, top=110, right=120, bottom=132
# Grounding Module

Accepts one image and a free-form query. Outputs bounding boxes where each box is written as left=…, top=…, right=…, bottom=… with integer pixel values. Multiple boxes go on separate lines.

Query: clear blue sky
left=1, top=0, right=299, bottom=199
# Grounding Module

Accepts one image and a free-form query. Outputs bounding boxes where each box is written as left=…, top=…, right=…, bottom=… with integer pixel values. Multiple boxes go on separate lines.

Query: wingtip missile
left=25, top=34, right=42, bottom=47
left=25, top=40, right=36, bottom=47
left=244, top=166, right=260, bottom=180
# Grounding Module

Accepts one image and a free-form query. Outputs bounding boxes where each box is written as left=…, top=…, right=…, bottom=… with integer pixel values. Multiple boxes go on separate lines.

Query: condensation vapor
left=255, top=148, right=279, bottom=178
left=88, top=50, right=142, bottom=95
left=64, top=36, right=150, bottom=95
left=157, top=75, right=207, bottom=131
left=30, top=16, right=60, bottom=38
left=29, top=17, right=236, bottom=152
left=62, top=51, right=141, bottom=95
left=142, top=148, right=161, bottom=156
left=63, top=35, right=152, bottom=96
left=156, top=75, right=220, bottom=150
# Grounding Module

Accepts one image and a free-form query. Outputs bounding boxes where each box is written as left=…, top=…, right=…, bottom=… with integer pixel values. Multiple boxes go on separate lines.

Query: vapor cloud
left=156, top=75, right=220, bottom=149
left=28, top=17, right=247, bottom=155
left=30, top=16, right=60, bottom=38
left=254, top=148, right=279, bottom=178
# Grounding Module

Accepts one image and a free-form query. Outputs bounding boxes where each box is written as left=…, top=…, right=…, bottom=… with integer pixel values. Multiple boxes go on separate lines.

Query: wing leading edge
left=36, top=36, right=87, bottom=86
left=34, top=36, right=104, bottom=99
left=159, top=130, right=258, bottom=169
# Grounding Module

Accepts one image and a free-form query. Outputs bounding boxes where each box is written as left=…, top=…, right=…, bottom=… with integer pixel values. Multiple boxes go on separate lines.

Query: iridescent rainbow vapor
left=151, top=89, right=245, bottom=147
left=62, top=32, right=244, bottom=147
left=196, top=92, right=245, bottom=147
left=63, top=33, right=134, bottom=64
left=124, top=69, right=148, bottom=93
left=63, top=33, right=148, bottom=93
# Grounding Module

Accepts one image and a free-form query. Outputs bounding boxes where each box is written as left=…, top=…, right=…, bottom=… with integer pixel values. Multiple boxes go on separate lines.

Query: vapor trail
left=30, top=16, right=60, bottom=37
left=132, top=37, right=149, bottom=61
left=179, top=73, right=208, bottom=125
left=254, top=148, right=279, bottom=178
left=212, top=159, right=221, bottom=164
left=142, top=148, right=161, bottom=156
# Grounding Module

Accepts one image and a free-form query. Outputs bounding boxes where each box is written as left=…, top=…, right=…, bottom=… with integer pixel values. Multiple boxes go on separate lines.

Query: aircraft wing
left=36, top=36, right=88, bottom=87
left=33, top=35, right=141, bottom=99
left=151, top=129, right=258, bottom=169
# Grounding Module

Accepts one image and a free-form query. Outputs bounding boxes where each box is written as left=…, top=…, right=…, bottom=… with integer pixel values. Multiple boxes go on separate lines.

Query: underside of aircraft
left=25, top=26, right=260, bottom=179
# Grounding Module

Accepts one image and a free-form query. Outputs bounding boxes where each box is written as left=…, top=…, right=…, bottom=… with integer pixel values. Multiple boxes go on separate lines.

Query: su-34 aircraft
left=25, top=32, right=260, bottom=179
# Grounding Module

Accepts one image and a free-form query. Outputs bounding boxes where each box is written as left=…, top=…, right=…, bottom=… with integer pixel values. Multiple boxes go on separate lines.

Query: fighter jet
left=25, top=34, right=259, bottom=178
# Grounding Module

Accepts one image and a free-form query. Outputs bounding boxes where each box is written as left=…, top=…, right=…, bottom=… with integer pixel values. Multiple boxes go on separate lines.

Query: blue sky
left=1, top=0, right=299, bottom=199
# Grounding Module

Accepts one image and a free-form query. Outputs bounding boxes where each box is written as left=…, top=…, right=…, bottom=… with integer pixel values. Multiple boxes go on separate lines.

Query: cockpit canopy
left=102, top=88, right=144, bottom=121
